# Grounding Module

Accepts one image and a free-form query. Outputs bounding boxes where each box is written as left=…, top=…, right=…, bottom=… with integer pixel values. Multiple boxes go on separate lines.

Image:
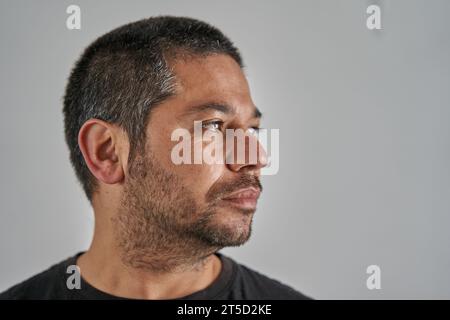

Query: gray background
left=1, top=0, right=449, bottom=299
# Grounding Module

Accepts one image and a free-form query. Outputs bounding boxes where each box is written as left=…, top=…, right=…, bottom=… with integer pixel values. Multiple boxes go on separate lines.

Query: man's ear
left=78, top=119, right=125, bottom=185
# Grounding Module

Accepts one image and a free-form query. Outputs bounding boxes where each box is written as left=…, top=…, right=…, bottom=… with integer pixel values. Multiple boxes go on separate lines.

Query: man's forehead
left=167, top=54, right=259, bottom=118
left=170, top=55, right=248, bottom=95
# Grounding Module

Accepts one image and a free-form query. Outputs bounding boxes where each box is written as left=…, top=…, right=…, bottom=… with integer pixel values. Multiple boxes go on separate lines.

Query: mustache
left=205, top=175, right=262, bottom=203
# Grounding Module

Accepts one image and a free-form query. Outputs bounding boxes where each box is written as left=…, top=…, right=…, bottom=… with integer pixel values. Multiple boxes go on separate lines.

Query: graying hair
left=63, top=16, right=243, bottom=201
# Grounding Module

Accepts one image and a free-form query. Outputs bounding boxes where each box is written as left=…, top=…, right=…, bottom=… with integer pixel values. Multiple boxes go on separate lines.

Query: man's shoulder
left=224, top=255, right=312, bottom=300
left=0, top=254, right=78, bottom=300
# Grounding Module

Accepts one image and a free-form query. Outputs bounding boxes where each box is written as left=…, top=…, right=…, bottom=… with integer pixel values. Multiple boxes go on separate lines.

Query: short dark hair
left=63, top=16, right=243, bottom=202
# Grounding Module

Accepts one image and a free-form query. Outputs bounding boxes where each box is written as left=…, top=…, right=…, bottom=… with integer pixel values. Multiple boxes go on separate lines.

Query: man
left=1, top=16, right=309, bottom=300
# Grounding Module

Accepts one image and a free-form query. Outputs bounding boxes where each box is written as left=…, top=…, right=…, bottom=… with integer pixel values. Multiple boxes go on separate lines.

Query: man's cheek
left=185, top=163, right=223, bottom=186
left=183, top=164, right=224, bottom=199
left=203, top=163, right=225, bottom=183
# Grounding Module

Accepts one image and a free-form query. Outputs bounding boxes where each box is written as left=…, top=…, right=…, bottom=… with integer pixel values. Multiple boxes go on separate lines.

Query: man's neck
left=76, top=239, right=222, bottom=299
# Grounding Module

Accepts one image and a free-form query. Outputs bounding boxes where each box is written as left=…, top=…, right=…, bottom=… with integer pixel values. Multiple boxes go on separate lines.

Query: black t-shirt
left=0, top=252, right=311, bottom=300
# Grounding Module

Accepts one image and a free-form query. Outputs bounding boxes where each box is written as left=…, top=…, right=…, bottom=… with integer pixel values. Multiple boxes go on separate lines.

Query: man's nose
left=226, top=134, right=268, bottom=174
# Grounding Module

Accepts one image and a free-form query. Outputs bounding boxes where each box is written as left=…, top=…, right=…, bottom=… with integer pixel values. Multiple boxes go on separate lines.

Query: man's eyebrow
left=184, top=102, right=262, bottom=119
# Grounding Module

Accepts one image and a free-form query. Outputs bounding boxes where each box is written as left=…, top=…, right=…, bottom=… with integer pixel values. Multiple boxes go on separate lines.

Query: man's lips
left=220, top=187, right=261, bottom=210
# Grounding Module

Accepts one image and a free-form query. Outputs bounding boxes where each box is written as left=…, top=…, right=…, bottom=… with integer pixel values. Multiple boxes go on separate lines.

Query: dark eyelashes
left=201, top=120, right=260, bottom=132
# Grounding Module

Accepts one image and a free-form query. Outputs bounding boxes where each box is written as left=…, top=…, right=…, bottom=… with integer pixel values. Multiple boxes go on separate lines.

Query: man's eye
left=202, top=120, right=223, bottom=131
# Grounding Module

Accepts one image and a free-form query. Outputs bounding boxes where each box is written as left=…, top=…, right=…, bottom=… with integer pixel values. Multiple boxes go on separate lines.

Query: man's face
left=118, top=54, right=267, bottom=258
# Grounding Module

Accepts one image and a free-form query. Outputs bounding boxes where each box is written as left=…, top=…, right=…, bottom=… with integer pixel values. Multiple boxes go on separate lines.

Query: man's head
left=63, top=16, right=267, bottom=269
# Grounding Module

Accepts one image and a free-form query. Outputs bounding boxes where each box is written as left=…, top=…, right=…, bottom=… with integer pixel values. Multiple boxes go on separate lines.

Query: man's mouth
left=220, top=187, right=261, bottom=210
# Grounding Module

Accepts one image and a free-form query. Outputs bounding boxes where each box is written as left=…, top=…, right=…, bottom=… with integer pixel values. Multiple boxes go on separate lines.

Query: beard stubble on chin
left=113, top=149, right=262, bottom=273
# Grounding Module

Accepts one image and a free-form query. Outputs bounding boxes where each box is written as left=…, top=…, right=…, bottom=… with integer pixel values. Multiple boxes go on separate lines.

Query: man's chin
left=194, top=209, right=254, bottom=247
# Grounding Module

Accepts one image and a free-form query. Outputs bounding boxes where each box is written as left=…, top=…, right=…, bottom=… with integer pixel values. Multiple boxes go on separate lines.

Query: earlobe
left=78, top=119, right=125, bottom=185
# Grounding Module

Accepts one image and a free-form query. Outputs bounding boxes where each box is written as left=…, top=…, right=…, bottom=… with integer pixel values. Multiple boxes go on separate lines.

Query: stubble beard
left=113, top=150, right=257, bottom=273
